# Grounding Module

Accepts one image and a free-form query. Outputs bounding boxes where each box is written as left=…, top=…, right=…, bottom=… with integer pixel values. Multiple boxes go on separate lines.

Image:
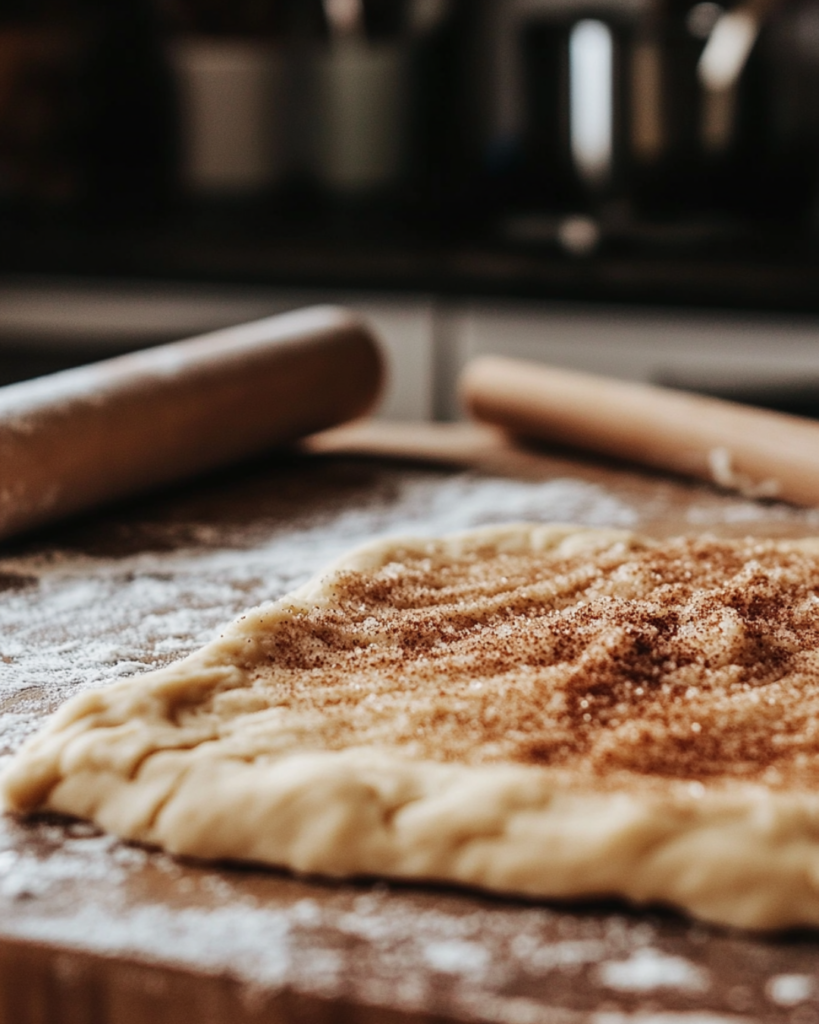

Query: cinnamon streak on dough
left=5, top=525, right=819, bottom=930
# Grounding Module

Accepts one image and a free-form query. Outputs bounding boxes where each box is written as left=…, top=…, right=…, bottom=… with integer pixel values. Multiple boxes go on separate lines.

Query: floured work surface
left=3, top=423, right=819, bottom=1024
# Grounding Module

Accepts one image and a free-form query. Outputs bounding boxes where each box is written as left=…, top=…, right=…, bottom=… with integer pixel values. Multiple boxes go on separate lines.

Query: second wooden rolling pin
left=0, top=305, right=383, bottom=541
left=461, top=355, right=819, bottom=507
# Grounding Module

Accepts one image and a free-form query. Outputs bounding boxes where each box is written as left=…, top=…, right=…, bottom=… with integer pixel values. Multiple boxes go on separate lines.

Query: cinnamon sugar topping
left=210, top=535, right=819, bottom=789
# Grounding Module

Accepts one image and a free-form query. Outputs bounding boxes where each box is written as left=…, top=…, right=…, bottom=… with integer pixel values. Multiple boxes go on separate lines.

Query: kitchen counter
left=1, top=422, right=819, bottom=1024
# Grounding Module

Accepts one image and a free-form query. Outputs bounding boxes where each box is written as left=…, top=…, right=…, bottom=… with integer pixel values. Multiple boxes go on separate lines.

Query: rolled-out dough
left=5, top=523, right=819, bottom=930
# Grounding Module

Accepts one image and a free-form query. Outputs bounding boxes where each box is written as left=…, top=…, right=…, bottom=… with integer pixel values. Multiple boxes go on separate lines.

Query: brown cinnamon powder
left=209, top=536, right=819, bottom=789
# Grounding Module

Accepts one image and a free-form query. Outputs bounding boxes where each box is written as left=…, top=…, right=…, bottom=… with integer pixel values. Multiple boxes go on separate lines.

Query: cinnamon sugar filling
left=209, top=537, right=819, bottom=788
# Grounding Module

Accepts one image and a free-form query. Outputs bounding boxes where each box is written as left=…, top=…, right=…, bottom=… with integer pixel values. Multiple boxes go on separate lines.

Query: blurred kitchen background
left=4, top=0, right=819, bottom=421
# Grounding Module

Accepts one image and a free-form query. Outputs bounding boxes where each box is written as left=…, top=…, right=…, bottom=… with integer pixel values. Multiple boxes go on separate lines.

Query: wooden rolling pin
left=0, top=305, right=383, bottom=540
left=461, top=355, right=819, bottom=507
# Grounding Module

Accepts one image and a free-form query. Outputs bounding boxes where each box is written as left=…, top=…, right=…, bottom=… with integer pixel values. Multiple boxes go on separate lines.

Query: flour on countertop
left=592, top=1013, right=753, bottom=1024
left=595, top=948, right=710, bottom=993
left=0, top=813, right=724, bottom=1024
left=0, top=457, right=817, bottom=1022
left=766, top=975, right=815, bottom=1007
left=0, top=469, right=638, bottom=765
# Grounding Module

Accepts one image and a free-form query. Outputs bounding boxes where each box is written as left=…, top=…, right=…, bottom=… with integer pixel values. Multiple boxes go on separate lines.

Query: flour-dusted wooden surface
left=2, top=422, right=819, bottom=1024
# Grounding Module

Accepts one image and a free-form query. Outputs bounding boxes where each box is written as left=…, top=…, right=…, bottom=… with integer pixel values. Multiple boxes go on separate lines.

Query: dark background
left=3, top=0, right=819, bottom=419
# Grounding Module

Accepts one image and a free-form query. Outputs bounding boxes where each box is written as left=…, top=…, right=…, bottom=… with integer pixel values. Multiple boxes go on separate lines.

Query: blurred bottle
left=519, top=1, right=632, bottom=218
left=625, top=0, right=711, bottom=215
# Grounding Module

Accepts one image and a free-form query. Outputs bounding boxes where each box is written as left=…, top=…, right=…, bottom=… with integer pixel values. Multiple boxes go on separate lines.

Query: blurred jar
left=297, top=0, right=447, bottom=202
left=162, top=0, right=289, bottom=197
left=169, top=38, right=288, bottom=196
left=309, top=39, right=409, bottom=195
left=292, top=0, right=407, bottom=199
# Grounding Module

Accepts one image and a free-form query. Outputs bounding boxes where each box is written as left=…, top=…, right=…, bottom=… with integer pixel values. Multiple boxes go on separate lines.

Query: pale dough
left=6, top=523, right=819, bottom=931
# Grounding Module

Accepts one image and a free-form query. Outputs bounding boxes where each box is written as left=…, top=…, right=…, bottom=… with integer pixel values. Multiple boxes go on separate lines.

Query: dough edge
left=5, top=522, right=819, bottom=932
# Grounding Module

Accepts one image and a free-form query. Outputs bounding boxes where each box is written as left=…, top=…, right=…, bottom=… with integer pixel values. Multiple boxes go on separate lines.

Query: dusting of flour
left=0, top=458, right=816, bottom=1022
left=0, top=469, right=636, bottom=768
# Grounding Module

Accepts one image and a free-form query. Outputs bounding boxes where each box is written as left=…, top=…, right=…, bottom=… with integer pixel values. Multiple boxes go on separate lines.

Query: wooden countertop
left=2, top=421, right=819, bottom=1024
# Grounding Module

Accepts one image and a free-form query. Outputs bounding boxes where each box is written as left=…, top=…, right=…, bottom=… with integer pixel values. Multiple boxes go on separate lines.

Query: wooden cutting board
left=2, top=422, right=819, bottom=1024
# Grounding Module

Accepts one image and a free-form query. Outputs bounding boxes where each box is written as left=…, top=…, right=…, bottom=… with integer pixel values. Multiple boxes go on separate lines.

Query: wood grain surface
left=2, top=422, right=819, bottom=1024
